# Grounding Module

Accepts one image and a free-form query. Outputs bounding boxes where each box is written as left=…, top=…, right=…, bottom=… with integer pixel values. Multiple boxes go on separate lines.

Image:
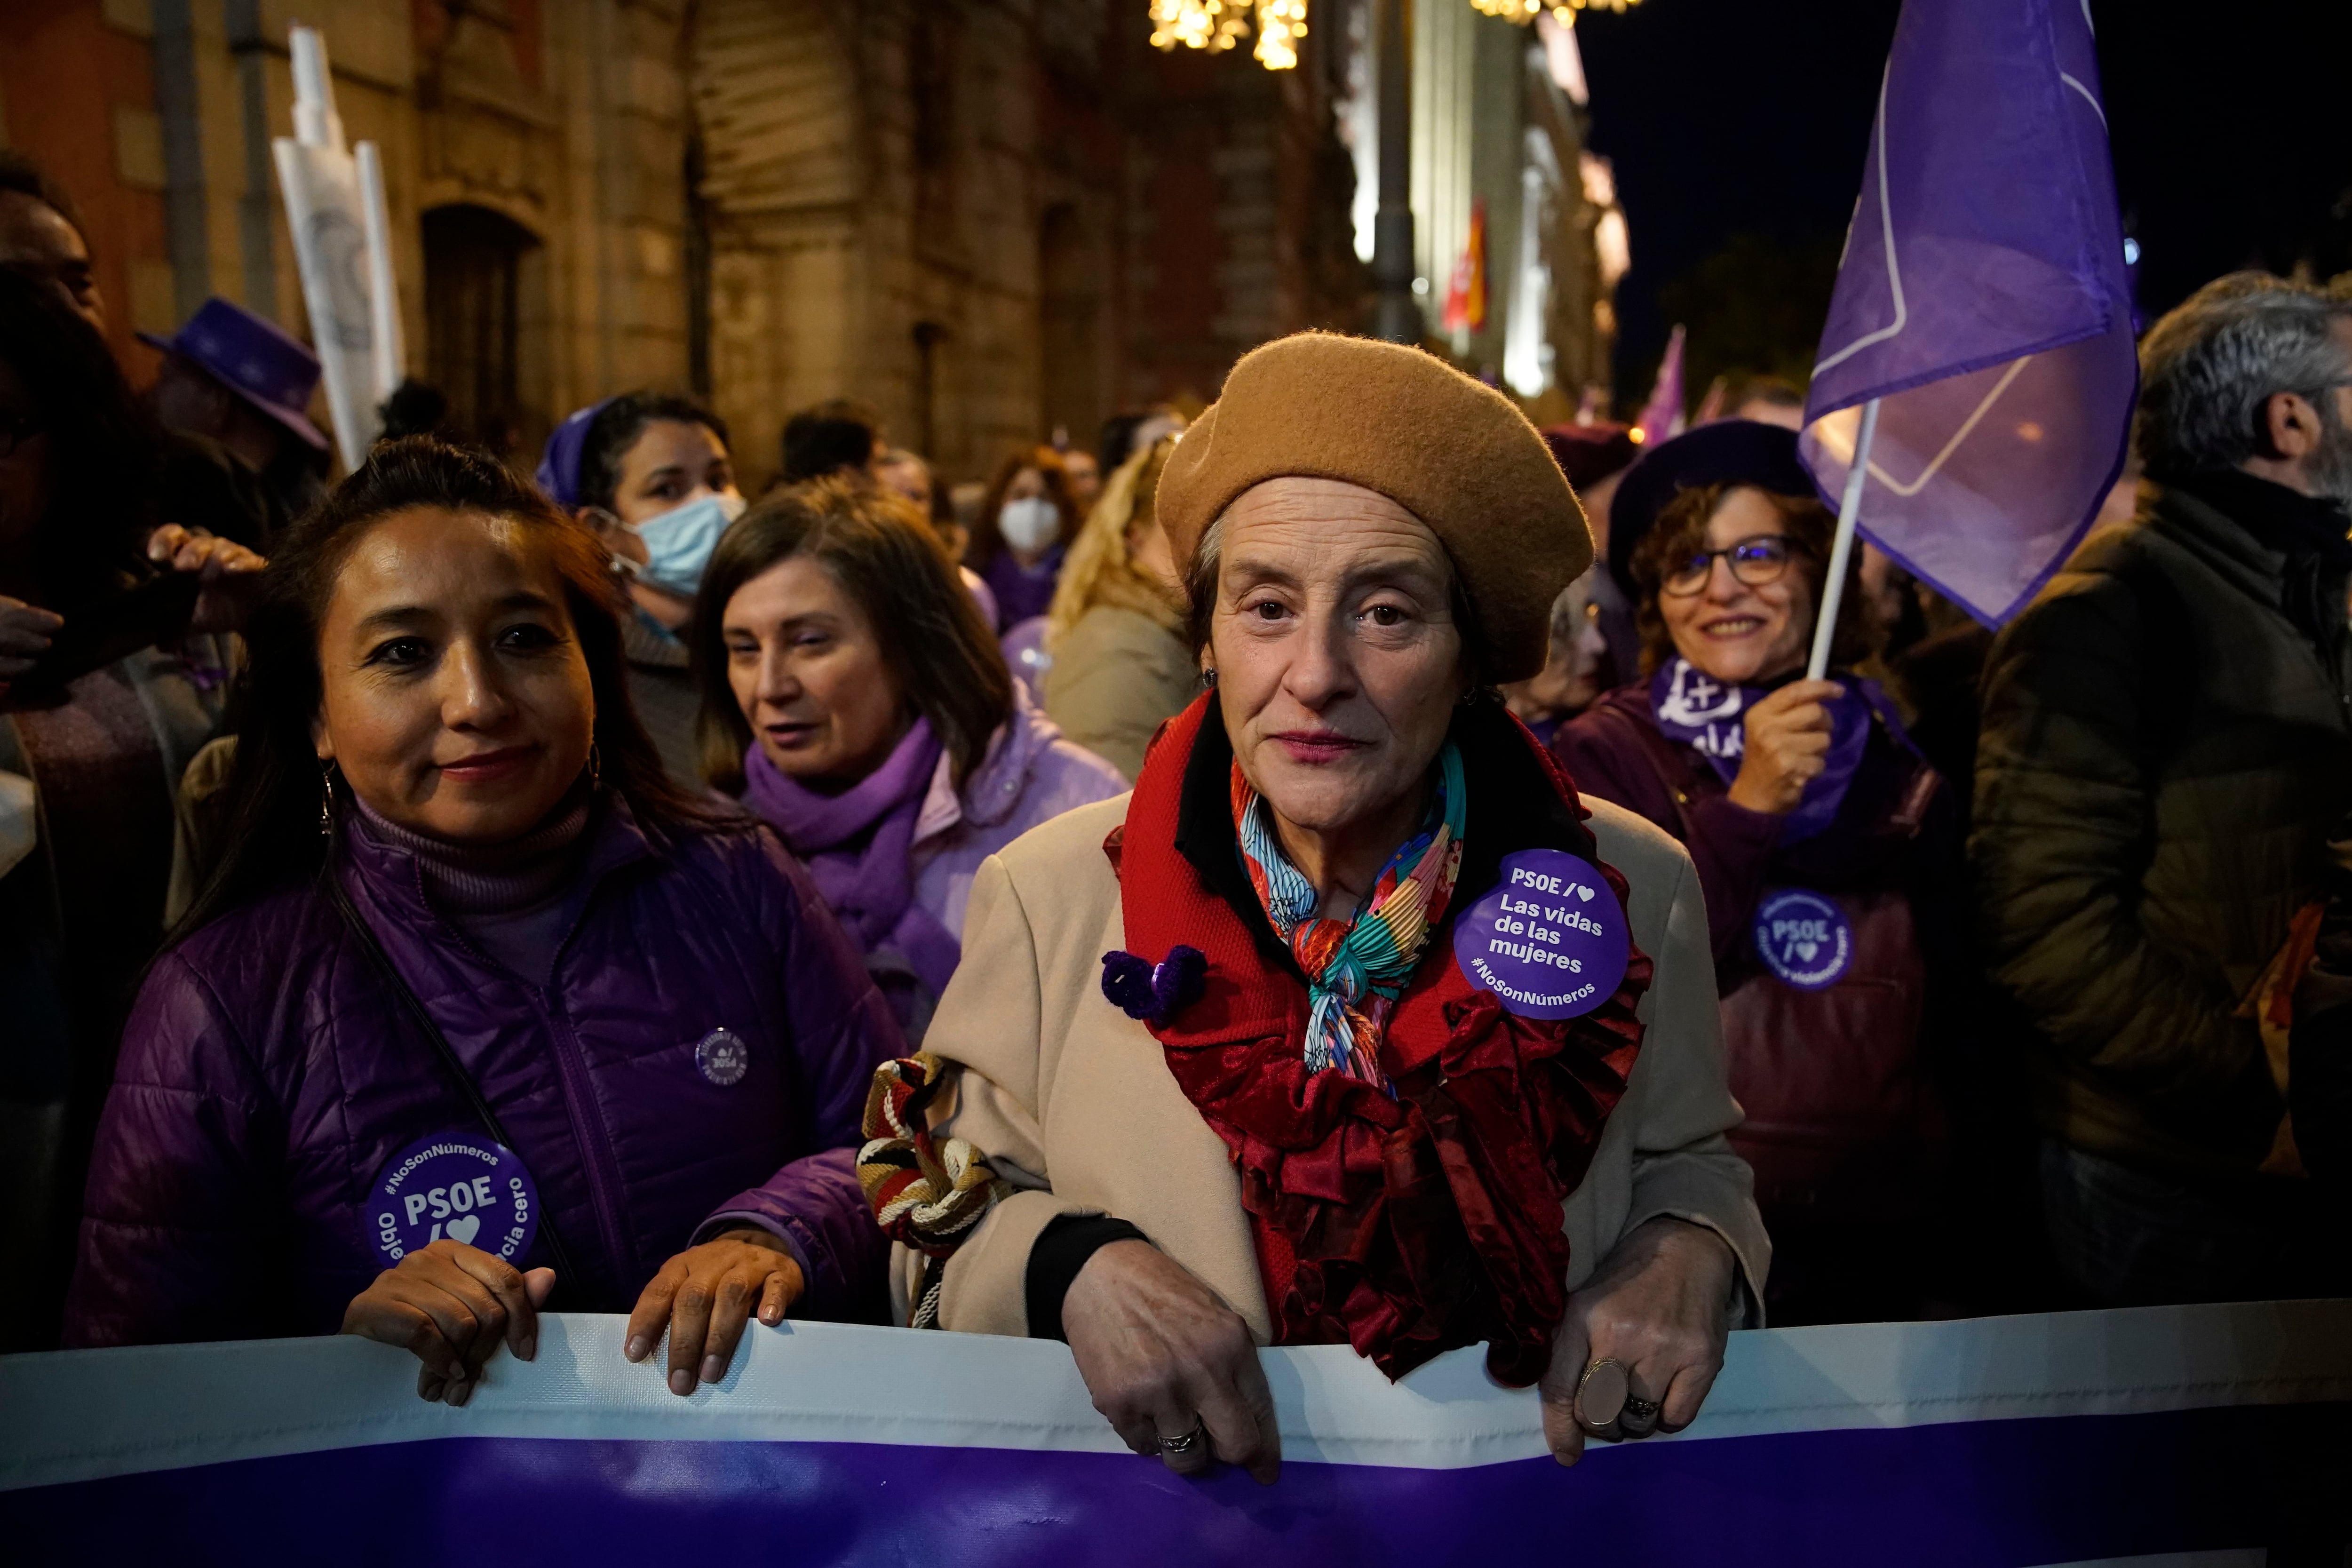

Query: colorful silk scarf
left=1230, top=743, right=1468, bottom=1088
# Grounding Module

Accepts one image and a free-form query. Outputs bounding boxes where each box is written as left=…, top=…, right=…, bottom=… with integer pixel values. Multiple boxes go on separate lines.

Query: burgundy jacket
left=1553, top=683, right=1958, bottom=992
left=64, top=796, right=901, bottom=1346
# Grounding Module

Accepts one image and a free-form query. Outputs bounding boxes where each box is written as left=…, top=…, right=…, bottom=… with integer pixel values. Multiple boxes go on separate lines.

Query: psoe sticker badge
left=1752, top=888, right=1854, bottom=991
left=366, top=1130, right=540, bottom=1269
left=1451, top=848, right=1629, bottom=1019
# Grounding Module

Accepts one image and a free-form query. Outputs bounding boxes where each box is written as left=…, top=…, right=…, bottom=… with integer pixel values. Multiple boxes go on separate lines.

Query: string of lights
left=1150, top=0, right=1640, bottom=73
left=1467, top=0, right=1642, bottom=19
left=1147, top=0, right=1252, bottom=55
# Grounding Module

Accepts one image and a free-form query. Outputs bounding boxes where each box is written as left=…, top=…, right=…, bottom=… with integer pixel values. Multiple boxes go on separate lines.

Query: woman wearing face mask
left=67, top=440, right=902, bottom=1405
left=537, top=393, right=744, bottom=778
left=1040, top=436, right=1197, bottom=780
left=694, top=477, right=1124, bottom=1038
left=1552, top=420, right=1960, bottom=1326
left=968, top=445, right=1082, bottom=631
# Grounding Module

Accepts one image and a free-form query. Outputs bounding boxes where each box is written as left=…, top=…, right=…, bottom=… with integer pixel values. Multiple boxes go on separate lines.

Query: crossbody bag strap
left=326, top=869, right=583, bottom=1287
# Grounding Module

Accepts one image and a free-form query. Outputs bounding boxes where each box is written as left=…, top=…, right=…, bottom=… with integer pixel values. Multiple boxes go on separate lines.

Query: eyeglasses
left=0, top=411, right=42, bottom=460
left=1661, top=534, right=1800, bottom=597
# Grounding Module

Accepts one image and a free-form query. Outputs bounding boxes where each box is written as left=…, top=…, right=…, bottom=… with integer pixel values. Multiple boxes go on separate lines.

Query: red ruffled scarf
left=1112, top=697, right=1651, bottom=1385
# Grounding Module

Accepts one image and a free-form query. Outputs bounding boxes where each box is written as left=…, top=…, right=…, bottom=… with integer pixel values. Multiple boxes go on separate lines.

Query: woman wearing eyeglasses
left=1552, top=420, right=1960, bottom=1327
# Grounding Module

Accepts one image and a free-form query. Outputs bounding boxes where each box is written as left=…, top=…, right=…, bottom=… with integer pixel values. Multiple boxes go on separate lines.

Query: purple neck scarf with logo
left=1648, top=657, right=1886, bottom=844
left=740, top=719, right=961, bottom=999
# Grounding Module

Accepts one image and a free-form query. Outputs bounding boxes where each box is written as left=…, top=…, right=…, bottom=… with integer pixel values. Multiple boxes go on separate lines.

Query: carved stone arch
left=414, top=181, right=550, bottom=247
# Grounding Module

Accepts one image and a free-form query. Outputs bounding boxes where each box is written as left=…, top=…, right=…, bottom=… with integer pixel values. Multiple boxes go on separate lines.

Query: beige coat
left=898, top=792, right=1770, bottom=1339
left=1041, top=606, right=1200, bottom=782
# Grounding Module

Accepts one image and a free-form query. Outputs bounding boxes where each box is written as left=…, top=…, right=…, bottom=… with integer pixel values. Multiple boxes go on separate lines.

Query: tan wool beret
left=1158, top=331, right=1593, bottom=683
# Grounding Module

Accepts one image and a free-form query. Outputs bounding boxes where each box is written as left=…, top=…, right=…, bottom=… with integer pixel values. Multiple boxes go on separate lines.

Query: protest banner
left=4, top=1299, right=2347, bottom=1564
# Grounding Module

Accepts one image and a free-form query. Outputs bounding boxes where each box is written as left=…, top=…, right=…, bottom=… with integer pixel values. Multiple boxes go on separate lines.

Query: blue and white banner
left=4, top=1300, right=2348, bottom=1565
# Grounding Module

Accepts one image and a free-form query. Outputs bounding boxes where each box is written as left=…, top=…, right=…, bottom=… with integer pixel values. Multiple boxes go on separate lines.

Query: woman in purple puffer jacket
left=64, top=439, right=904, bottom=1408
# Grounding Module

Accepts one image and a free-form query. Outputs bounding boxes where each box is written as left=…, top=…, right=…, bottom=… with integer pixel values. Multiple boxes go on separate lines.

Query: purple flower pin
left=1100, top=945, right=1207, bottom=1022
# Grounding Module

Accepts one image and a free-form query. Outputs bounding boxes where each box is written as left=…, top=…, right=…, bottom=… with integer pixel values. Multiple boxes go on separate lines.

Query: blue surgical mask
left=633, top=491, right=746, bottom=597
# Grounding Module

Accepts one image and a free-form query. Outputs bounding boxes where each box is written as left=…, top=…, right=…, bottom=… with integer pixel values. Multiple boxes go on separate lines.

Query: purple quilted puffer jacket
left=63, top=795, right=902, bottom=1347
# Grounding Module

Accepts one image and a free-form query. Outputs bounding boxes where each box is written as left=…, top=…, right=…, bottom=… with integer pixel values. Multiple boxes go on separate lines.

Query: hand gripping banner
left=4, top=1301, right=2348, bottom=1565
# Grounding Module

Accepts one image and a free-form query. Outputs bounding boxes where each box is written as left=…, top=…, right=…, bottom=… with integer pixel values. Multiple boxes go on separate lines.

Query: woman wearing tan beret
left=864, top=332, right=1768, bottom=1481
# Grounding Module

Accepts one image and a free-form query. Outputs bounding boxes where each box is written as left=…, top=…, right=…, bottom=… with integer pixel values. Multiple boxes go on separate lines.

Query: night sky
left=1574, top=0, right=2352, bottom=395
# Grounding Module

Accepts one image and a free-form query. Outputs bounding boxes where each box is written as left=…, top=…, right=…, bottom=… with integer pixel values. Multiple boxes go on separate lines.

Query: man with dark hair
left=0, top=151, right=103, bottom=332
left=0, top=153, right=278, bottom=548
left=778, top=398, right=882, bottom=485
left=1974, top=273, right=2352, bottom=1306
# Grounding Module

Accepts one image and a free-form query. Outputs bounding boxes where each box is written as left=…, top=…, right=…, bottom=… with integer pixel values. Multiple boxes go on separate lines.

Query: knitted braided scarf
left=1230, top=741, right=1467, bottom=1089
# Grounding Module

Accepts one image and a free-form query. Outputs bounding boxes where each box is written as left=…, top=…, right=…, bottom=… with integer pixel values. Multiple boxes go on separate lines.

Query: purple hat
left=1541, top=421, right=1639, bottom=493
left=536, top=398, right=615, bottom=509
left=1607, top=419, right=1816, bottom=596
left=139, top=297, right=327, bottom=451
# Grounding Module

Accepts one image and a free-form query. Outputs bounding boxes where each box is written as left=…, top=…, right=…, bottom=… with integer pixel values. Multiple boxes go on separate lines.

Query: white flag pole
left=289, top=26, right=342, bottom=151
left=354, top=141, right=404, bottom=400
left=1806, top=396, right=1880, bottom=681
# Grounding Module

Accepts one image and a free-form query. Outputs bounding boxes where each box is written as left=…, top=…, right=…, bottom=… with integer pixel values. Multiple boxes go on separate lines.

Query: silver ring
left=1156, top=1422, right=1205, bottom=1455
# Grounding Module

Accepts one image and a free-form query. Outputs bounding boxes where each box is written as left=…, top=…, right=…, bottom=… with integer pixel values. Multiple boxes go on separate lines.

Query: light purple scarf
left=1650, top=656, right=1901, bottom=844
left=740, top=719, right=961, bottom=999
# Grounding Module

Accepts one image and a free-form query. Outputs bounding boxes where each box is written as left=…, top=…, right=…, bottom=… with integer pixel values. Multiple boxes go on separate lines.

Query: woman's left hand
left=1538, top=1215, right=1737, bottom=1466
left=147, top=524, right=267, bottom=635
left=623, top=1227, right=804, bottom=1396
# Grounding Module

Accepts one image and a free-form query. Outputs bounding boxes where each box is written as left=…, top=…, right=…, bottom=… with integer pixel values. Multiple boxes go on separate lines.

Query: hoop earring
left=318, top=761, right=339, bottom=839
left=588, top=743, right=603, bottom=788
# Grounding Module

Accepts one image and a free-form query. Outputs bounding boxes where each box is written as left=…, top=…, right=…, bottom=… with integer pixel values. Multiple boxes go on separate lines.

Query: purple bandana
left=535, top=399, right=614, bottom=510
left=740, top=720, right=961, bottom=1000
left=1649, top=657, right=1883, bottom=844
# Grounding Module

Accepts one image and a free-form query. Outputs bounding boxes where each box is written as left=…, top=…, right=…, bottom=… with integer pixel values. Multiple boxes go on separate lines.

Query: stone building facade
left=2, top=0, right=1380, bottom=486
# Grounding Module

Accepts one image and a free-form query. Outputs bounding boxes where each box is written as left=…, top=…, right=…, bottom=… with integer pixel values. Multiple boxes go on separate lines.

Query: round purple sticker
left=1752, top=888, right=1853, bottom=991
left=1452, top=849, right=1629, bottom=1019
left=366, top=1131, right=540, bottom=1269
left=695, top=1027, right=750, bottom=1087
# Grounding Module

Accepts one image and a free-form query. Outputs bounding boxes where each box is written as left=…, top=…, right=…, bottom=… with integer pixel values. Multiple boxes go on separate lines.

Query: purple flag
left=1636, top=324, right=1687, bottom=445
left=1799, top=0, right=2137, bottom=627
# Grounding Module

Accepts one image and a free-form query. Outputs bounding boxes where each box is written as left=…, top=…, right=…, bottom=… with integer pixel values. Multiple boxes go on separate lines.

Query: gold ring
left=1575, top=1356, right=1629, bottom=1429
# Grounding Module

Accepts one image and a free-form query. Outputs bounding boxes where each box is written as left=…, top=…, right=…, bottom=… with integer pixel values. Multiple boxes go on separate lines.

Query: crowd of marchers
left=6, top=143, right=2352, bottom=1476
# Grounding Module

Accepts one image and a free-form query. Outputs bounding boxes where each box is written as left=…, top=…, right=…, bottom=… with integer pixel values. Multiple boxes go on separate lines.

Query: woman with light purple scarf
left=1552, top=420, right=1963, bottom=1329
left=693, top=476, right=1126, bottom=1037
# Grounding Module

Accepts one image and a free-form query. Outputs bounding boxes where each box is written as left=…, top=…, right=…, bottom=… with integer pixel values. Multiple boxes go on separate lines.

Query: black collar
left=2172, top=469, right=2352, bottom=568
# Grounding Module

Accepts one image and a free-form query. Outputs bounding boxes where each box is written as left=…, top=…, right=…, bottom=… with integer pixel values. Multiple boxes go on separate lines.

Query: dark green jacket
left=1972, top=477, right=2352, bottom=1177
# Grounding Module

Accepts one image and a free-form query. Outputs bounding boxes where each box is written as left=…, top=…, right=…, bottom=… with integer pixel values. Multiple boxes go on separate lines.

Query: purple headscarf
left=535, top=399, right=615, bottom=509
left=739, top=719, right=961, bottom=1001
